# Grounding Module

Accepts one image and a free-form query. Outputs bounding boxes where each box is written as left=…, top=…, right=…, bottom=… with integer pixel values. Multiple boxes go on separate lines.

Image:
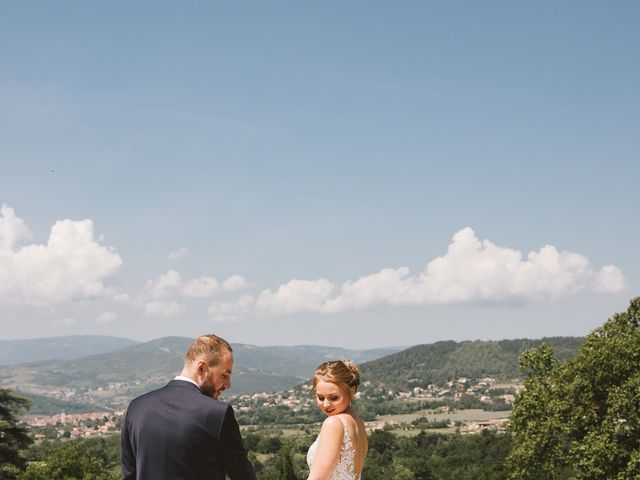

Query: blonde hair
left=312, top=360, right=360, bottom=399
left=184, top=334, right=232, bottom=367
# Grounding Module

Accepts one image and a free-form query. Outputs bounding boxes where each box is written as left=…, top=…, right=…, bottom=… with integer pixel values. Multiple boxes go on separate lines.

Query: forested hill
left=1, top=337, right=401, bottom=412
left=359, top=337, right=584, bottom=390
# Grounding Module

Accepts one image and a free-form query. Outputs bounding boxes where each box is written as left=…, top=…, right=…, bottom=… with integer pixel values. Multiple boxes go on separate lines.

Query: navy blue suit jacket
left=121, top=380, right=256, bottom=480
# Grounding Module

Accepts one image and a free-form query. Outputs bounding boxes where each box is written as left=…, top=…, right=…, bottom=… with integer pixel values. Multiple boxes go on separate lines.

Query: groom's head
left=182, top=334, right=234, bottom=399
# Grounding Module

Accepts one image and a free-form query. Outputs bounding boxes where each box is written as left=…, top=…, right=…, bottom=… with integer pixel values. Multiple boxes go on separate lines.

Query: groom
left=121, top=334, right=256, bottom=480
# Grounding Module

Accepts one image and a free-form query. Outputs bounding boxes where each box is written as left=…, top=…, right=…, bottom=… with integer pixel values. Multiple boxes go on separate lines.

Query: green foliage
left=15, top=392, right=102, bottom=415
left=20, top=439, right=119, bottom=480
left=508, top=297, right=640, bottom=480
left=255, top=438, right=308, bottom=480
left=362, top=429, right=512, bottom=480
left=0, top=388, right=33, bottom=479
left=237, top=405, right=325, bottom=426
left=243, top=428, right=511, bottom=480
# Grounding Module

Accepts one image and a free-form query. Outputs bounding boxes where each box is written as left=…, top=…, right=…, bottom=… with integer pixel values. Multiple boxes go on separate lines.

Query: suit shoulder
left=127, top=383, right=168, bottom=407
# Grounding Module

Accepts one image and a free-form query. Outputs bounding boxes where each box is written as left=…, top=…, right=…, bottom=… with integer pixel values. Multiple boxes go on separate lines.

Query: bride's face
left=315, top=379, right=351, bottom=416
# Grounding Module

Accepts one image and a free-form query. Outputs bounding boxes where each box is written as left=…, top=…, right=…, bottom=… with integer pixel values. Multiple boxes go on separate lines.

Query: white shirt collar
left=174, top=375, right=200, bottom=390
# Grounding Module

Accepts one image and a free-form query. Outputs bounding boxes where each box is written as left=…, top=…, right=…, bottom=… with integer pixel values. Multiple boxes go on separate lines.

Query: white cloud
left=594, top=265, right=627, bottom=293
left=0, top=204, right=31, bottom=250
left=144, top=272, right=249, bottom=301
left=169, top=248, right=188, bottom=261
left=53, top=317, right=77, bottom=327
left=222, top=275, right=249, bottom=291
left=144, top=301, right=185, bottom=317
left=206, top=228, right=627, bottom=319
left=97, top=311, right=118, bottom=324
left=0, top=205, right=122, bottom=306
left=407, top=228, right=627, bottom=304
left=112, top=292, right=131, bottom=303
left=255, top=279, right=336, bottom=315
left=208, top=294, right=255, bottom=322
left=145, top=270, right=183, bottom=299
left=183, top=276, right=219, bottom=298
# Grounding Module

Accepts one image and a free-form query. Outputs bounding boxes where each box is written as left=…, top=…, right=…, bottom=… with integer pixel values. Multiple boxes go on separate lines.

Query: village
left=22, top=376, right=521, bottom=439
left=229, top=377, right=520, bottom=411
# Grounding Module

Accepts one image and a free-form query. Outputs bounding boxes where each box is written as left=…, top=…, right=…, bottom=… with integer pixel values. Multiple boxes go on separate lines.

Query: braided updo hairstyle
left=312, top=359, right=360, bottom=400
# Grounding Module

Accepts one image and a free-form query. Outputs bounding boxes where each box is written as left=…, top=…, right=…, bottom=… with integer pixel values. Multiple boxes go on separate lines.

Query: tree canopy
left=0, top=388, right=33, bottom=479
left=508, top=297, right=640, bottom=480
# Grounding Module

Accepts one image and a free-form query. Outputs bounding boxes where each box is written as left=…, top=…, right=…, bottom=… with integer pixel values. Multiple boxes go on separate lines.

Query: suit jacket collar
left=168, top=378, right=202, bottom=393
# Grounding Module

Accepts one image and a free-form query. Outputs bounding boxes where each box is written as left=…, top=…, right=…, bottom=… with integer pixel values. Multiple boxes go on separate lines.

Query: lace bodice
left=307, top=415, right=360, bottom=480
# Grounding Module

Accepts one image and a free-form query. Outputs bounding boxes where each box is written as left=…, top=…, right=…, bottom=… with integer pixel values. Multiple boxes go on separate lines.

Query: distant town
left=22, top=376, right=522, bottom=439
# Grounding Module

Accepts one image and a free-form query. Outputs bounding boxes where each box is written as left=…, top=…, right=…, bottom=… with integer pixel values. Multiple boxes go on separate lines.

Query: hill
left=0, top=336, right=400, bottom=411
left=2, top=335, right=586, bottom=413
left=359, top=337, right=584, bottom=390
left=0, top=335, right=139, bottom=365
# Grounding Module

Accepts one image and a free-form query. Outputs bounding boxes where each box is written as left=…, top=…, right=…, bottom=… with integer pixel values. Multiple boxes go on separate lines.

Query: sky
left=0, top=2, right=638, bottom=348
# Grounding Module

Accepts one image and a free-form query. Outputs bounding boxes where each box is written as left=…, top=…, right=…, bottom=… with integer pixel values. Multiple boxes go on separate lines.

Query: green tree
left=259, top=443, right=301, bottom=480
left=508, top=297, right=640, bottom=480
left=19, top=441, right=117, bottom=480
left=0, top=388, right=33, bottom=479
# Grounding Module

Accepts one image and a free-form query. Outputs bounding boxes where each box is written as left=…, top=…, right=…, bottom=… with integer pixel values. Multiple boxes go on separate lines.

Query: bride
left=306, top=360, right=368, bottom=480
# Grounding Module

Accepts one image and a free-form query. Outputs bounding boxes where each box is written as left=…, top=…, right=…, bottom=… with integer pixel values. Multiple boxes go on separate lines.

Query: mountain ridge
left=1, top=335, right=586, bottom=414
left=0, top=335, right=139, bottom=365
left=360, top=336, right=585, bottom=390
left=0, top=336, right=401, bottom=412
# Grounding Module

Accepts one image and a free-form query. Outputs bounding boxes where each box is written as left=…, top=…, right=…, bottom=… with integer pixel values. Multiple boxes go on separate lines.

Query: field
left=368, top=408, right=512, bottom=434
left=240, top=408, right=512, bottom=438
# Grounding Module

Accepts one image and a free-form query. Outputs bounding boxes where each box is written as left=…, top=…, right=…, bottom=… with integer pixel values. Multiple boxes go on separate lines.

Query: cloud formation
left=208, top=294, right=256, bottom=322
left=144, top=301, right=185, bottom=317
left=222, top=275, right=249, bottom=291
left=141, top=271, right=241, bottom=316
left=183, top=276, right=219, bottom=297
left=0, top=204, right=122, bottom=306
left=97, top=311, right=118, bottom=324
left=169, top=248, right=188, bottom=261
left=209, top=228, right=627, bottom=320
left=1, top=206, right=626, bottom=325
left=144, top=270, right=183, bottom=299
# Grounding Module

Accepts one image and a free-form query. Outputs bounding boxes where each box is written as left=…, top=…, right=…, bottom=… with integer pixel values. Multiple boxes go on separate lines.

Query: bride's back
left=339, top=413, right=368, bottom=476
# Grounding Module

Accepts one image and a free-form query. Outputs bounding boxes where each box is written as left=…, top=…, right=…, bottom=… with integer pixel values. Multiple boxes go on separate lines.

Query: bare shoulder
left=321, top=415, right=345, bottom=430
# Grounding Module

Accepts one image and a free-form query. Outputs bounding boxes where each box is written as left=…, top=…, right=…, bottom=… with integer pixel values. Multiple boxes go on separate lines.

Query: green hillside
left=16, top=391, right=102, bottom=415
left=2, top=335, right=585, bottom=413
left=0, top=337, right=399, bottom=410
left=359, top=337, right=584, bottom=390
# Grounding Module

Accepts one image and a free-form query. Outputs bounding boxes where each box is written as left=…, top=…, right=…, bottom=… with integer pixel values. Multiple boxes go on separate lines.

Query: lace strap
left=335, top=416, right=357, bottom=478
left=337, top=416, right=349, bottom=440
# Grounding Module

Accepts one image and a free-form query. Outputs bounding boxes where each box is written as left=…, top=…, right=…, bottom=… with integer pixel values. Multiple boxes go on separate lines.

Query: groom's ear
left=196, top=360, right=208, bottom=375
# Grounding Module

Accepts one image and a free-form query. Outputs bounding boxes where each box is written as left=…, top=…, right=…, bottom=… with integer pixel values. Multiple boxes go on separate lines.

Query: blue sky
left=1, top=2, right=638, bottom=347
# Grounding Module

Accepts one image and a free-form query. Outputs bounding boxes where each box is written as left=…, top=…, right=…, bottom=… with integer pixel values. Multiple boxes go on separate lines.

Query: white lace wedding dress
left=307, top=416, right=360, bottom=479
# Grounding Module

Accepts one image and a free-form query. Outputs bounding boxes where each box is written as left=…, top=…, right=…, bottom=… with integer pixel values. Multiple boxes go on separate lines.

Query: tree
left=508, top=297, right=640, bottom=480
left=19, top=441, right=118, bottom=480
left=0, top=388, right=33, bottom=479
left=258, top=443, right=301, bottom=480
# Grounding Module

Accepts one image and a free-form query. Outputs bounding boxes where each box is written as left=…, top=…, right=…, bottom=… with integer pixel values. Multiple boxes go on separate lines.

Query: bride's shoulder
left=322, top=415, right=345, bottom=427
left=319, top=415, right=346, bottom=442
left=325, top=413, right=358, bottom=431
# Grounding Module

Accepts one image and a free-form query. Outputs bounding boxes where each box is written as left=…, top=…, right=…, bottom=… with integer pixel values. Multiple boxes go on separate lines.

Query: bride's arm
left=307, top=416, right=344, bottom=480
